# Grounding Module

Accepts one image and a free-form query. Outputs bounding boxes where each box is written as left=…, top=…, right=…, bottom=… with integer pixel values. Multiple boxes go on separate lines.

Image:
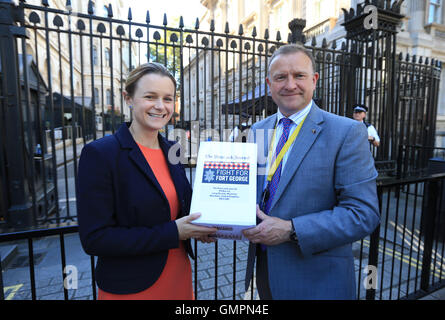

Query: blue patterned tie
left=264, top=117, right=293, bottom=214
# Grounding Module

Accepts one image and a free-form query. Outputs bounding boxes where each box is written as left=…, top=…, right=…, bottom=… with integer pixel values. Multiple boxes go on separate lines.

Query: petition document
left=190, top=141, right=257, bottom=241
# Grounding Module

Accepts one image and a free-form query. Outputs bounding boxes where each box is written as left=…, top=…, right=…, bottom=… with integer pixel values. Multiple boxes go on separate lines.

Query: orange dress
left=98, top=144, right=194, bottom=300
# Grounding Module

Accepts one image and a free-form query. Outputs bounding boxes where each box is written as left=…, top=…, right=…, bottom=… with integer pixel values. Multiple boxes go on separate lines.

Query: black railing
left=0, top=0, right=444, bottom=300
left=372, top=174, right=445, bottom=299
left=397, top=145, right=445, bottom=179
left=0, top=0, right=442, bottom=228
left=1, top=173, right=445, bottom=300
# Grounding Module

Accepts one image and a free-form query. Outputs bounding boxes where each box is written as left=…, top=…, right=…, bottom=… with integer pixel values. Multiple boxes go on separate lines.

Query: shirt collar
left=276, top=100, right=313, bottom=125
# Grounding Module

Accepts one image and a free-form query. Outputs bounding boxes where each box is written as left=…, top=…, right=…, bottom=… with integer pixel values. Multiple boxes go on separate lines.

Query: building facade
left=23, top=0, right=136, bottom=135
left=197, top=0, right=444, bottom=146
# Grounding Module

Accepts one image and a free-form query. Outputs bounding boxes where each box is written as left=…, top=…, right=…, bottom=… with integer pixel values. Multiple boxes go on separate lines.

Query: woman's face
left=125, top=73, right=175, bottom=133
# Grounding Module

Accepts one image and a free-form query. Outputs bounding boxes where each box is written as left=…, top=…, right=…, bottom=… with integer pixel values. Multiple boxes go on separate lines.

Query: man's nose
left=284, top=76, right=298, bottom=90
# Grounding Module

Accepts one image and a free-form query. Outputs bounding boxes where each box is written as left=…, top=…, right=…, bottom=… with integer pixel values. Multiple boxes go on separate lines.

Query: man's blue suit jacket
left=76, top=123, right=193, bottom=294
left=246, top=102, right=380, bottom=299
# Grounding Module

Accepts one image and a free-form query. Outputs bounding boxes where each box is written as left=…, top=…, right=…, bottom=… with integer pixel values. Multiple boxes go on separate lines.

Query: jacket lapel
left=256, top=115, right=277, bottom=203
left=268, top=104, right=324, bottom=213
left=159, top=136, right=186, bottom=209
left=115, top=123, right=168, bottom=201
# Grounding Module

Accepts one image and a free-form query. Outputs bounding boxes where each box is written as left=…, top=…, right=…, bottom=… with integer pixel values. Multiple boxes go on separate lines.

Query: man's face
left=353, top=111, right=366, bottom=122
left=266, top=52, right=319, bottom=117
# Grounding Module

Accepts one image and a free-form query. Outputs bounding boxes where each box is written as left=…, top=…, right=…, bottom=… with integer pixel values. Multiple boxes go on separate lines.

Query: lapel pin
left=312, top=129, right=316, bottom=134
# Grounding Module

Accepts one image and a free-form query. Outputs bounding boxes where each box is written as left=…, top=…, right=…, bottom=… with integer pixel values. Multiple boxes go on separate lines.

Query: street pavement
left=2, top=232, right=443, bottom=300
left=1, top=136, right=445, bottom=300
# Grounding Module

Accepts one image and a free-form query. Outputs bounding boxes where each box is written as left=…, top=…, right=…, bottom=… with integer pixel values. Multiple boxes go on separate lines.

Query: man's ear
left=312, top=72, right=320, bottom=85
left=266, top=77, right=271, bottom=87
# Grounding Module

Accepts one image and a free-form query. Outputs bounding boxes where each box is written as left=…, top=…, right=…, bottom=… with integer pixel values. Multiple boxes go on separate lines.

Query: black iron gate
left=0, top=0, right=442, bottom=228
left=0, top=0, right=444, bottom=302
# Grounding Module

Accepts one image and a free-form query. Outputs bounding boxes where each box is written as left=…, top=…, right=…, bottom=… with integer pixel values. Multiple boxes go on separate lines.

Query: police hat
left=353, top=104, right=368, bottom=113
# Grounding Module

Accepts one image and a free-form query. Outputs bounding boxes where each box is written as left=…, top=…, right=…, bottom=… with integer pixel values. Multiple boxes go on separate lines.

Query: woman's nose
left=153, top=98, right=165, bottom=109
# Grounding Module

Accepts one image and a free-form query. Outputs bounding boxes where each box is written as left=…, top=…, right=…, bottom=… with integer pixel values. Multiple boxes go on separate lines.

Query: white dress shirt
left=262, top=100, right=313, bottom=191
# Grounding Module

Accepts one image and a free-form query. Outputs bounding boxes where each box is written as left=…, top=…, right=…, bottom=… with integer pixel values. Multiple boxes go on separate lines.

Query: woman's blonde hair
left=125, top=62, right=177, bottom=97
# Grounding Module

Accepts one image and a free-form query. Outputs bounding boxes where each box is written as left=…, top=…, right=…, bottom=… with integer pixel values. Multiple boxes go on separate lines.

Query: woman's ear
left=123, top=91, right=132, bottom=107
left=122, top=90, right=131, bottom=104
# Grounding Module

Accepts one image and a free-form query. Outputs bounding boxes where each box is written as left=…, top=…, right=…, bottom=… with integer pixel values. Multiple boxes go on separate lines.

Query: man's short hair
left=268, top=44, right=317, bottom=75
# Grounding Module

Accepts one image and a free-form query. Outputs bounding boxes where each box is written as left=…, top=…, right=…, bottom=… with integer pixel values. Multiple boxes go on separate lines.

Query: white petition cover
left=190, top=141, right=257, bottom=241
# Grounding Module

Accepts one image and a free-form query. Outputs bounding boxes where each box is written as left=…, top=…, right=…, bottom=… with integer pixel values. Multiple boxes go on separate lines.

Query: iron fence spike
left=224, top=22, right=230, bottom=33
left=107, top=3, right=113, bottom=18
left=128, top=7, right=132, bottom=21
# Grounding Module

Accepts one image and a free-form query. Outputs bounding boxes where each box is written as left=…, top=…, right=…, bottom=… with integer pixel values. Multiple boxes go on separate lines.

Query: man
left=229, top=112, right=250, bottom=142
left=242, top=44, right=380, bottom=300
left=352, top=104, right=380, bottom=147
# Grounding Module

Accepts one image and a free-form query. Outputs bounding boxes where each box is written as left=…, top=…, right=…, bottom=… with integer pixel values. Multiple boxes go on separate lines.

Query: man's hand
left=368, top=136, right=379, bottom=147
left=242, top=205, right=292, bottom=246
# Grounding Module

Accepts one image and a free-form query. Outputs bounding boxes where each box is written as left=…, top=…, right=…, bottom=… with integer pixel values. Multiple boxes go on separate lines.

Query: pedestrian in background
left=352, top=104, right=380, bottom=147
left=76, top=62, right=216, bottom=300
left=229, top=112, right=251, bottom=142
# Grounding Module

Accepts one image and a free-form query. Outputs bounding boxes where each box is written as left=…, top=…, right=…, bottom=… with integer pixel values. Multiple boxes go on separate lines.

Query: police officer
left=352, top=104, right=380, bottom=147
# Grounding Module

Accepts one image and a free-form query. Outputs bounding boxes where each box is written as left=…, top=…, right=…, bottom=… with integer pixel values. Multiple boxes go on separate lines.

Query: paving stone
left=38, top=292, right=65, bottom=300
left=70, top=286, right=95, bottom=300
left=3, top=229, right=444, bottom=300
left=8, top=289, right=32, bottom=300
left=195, top=288, right=215, bottom=300
left=200, top=278, right=218, bottom=290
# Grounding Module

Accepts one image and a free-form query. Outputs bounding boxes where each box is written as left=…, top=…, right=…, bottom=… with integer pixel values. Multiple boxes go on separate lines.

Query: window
left=94, top=88, right=99, bottom=105
left=105, top=48, right=110, bottom=67
left=92, top=46, right=98, bottom=65
left=272, top=2, right=286, bottom=37
left=106, top=89, right=112, bottom=105
left=312, top=0, right=329, bottom=24
left=428, top=0, right=442, bottom=24
left=314, top=0, right=321, bottom=22
left=243, top=0, right=254, bottom=18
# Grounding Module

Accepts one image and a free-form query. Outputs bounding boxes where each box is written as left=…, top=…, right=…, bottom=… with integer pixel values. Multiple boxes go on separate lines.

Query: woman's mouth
left=148, top=113, right=165, bottom=118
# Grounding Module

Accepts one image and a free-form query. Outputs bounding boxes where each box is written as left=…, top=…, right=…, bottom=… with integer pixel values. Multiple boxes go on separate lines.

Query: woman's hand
left=175, top=213, right=218, bottom=241
left=196, top=234, right=217, bottom=244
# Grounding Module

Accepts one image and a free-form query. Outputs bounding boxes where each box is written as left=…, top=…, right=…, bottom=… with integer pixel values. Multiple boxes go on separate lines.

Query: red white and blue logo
left=202, top=162, right=250, bottom=185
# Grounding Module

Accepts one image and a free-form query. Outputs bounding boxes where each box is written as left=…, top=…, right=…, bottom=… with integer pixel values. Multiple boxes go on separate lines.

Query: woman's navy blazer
left=76, top=123, right=194, bottom=294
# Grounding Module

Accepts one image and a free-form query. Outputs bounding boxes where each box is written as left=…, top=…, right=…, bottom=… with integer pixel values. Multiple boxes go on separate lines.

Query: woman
left=76, top=62, right=216, bottom=300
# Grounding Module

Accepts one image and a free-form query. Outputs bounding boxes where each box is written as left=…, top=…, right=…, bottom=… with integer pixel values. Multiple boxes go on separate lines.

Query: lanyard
left=266, top=115, right=307, bottom=183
